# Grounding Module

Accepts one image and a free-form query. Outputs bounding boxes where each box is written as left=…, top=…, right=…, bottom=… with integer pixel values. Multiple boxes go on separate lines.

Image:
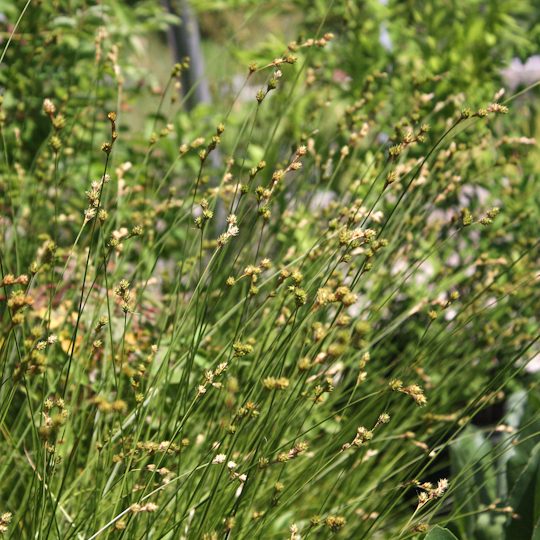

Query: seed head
left=43, top=98, right=56, bottom=115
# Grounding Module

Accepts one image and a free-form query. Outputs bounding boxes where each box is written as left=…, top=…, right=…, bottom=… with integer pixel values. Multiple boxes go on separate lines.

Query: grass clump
left=0, top=1, right=539, bottom=539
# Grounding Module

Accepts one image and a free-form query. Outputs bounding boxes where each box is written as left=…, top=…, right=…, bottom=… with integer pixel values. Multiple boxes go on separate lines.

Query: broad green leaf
left=450, top=425, right=495, bottom=537
left=505, top=442, right=540, bottom=540
left=424, top=525, right=459, bottom=540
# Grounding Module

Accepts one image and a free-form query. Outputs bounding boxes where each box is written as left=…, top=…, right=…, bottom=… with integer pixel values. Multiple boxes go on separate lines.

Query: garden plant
left=0, top=1, right=539, bottom=538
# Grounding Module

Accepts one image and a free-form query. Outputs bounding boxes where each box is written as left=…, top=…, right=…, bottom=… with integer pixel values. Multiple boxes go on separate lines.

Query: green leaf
left=0, top=0, right=18, bottom=16
left=450, top=425, right=495, bottom=537
left=51, top=16, right=77, bottom=28
left=247, top=144, right=265, bottom=167
left=505, top=442, right=540, bottom=540
left=424, top=525, right=459, bottom=540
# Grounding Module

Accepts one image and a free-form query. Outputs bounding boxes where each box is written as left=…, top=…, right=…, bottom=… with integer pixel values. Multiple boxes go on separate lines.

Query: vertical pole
left=163, top=0, right=212, bottom=110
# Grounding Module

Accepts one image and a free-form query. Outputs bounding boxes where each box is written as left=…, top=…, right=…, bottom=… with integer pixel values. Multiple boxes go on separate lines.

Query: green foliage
left=0, top=1, right=539, bottom=539
left=443, top=390, right=540, bottom=540
left=425, top=525, right=459, bottom=540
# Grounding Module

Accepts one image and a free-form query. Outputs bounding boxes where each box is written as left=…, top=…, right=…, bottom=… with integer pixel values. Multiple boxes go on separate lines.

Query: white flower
left=212, top=453, right=226, bottom=464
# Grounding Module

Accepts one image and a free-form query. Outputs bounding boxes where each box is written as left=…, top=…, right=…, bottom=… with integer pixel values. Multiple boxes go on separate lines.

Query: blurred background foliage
left=1, top=0, right=540, bottom=161
left=2, top=0, right=539, bottom=261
